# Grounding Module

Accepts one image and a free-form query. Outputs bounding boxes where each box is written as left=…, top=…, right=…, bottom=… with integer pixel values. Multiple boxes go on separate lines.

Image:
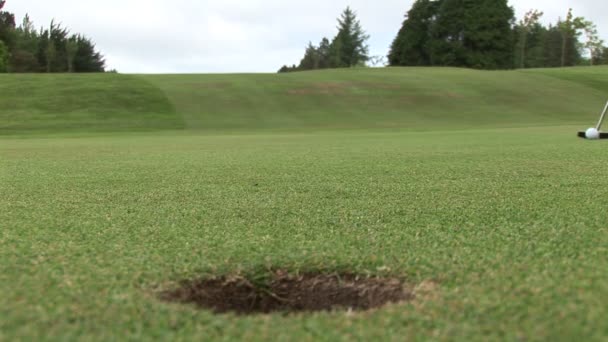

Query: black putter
left=578, top=101, right=608, bottom=139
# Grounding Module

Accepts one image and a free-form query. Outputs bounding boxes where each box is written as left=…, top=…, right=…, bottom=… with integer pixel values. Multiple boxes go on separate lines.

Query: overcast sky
left=5, top=0, right=608, bottom=73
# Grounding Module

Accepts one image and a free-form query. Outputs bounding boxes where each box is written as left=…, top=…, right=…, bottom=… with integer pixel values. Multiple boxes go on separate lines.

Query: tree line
left=0, top=0, right=105, bottom=73
left=281, top=1, right=608, bottom=72
left=278, top=7, right=369, bottom=73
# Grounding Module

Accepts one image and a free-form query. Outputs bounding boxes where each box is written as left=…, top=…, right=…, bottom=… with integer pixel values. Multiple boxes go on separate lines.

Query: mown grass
left=1, top=126, right=607, bottom=340
left=2, top=66, right=608, bottom=340
left=143, top=67, right=608, bottom=132
left=2, top=66, right=608, bottom=135
left=0, top=73, right=183, bottom=134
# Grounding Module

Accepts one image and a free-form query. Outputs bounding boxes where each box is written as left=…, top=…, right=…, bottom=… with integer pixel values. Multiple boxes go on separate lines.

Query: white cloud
left=4, top=0, right=608, bottom=73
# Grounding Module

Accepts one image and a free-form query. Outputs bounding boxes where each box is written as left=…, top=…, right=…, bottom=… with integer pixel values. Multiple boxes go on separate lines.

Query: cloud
left=4, top=0, right=608, bottom=73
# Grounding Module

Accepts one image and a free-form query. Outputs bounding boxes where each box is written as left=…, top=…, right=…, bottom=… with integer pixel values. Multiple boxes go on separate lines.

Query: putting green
left=1, top=66, right=608, bottom=340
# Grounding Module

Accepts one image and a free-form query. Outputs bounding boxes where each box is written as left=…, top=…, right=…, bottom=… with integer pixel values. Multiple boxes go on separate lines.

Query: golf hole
left=161, top=271, right=413, bottom=315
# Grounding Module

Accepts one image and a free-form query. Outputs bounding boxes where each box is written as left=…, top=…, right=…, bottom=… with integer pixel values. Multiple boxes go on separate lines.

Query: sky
left=4, top=0, right=608, bottom=73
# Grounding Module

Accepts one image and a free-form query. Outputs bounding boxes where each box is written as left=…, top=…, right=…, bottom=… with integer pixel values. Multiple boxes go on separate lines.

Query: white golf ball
left=586, top=128, right=600, bottom=140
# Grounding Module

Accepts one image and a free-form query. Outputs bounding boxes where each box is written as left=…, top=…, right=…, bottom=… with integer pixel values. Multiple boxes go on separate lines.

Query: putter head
left=578, top=131, right=608, bottom=139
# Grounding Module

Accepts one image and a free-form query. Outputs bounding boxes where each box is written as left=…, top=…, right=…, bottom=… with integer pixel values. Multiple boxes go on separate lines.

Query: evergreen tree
left=541, top=25, right=562, bottom=67
left=0, top=4, right=105, bottom=73
left=329, top=7, right=370, bottom=67
left=0, top=0, right=16, bottom=49
left=72, top=35, right=105, bottom=72
left=278, top=8, right=369, bottom=72
left=13, top=14, right=39, bottom=54
left=430, top=0, right=467, bottom=66
left=66, top=36, right=78, bottom=72
left=298, top=42, right=319, bottom=70
left=0, top=39, right=8, bottom=72
left=0, top=0, right=8, bottom=71
left=9, top=15, right=40, bottom=72
left=461, top=0, right=515, bottom=69
left=278, top=64, right=298, bottom=73
left=317, top=37, right=331, bottom=69
left=599, top=47, right=608, bottom=65
left=388, top=0, right=440, bottom=66
left=47, top=20, right=70, bottom=72
left=393, top=0, right=516, bottom=69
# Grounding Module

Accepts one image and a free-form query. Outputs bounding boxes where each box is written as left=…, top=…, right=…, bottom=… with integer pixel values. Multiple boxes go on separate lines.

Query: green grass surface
left=2, top=66, right=608, bottom=134
left=1, top=67, right=608, bottom=340
left=0, top=73, right=183, bottom=134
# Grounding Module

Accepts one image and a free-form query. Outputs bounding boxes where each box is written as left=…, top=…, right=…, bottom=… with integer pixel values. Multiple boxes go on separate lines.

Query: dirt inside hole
left=161, top=271, right=413, bottom=315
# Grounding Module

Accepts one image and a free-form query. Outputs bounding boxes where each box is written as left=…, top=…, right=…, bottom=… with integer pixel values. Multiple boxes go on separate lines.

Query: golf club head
left=578, top=131, right=608, bottom=139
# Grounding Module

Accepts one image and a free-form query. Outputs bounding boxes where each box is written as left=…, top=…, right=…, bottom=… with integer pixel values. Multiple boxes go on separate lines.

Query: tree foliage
left=330, top=7, right=370, bottom=68
left=0, top=39, right=8, bottom=72
left=279, top=7, right=369, bottom=72
left=557, top=9, right=586, bottom=67
left=389, top=2, right=607, bottom=69
left=0, top=2, right=105, bottom=73
left=581, top=20, right=604, bottom=66
left=390, top=0, right=515, bottom=69
left=388, top=0, right=439, bottom=66
left=515, top=10, right=543, bottom=68
left=0, top=1, right=15, bottom=48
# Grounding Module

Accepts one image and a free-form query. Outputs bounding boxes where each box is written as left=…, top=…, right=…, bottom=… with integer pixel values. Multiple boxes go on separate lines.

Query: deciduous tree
left=558, top=9, right=586, bottom=67
left=515, top=9, right=543, bottom=68
left=581, top=21, right=604, bottom=66
left=388, top=0, right=439, bottom=66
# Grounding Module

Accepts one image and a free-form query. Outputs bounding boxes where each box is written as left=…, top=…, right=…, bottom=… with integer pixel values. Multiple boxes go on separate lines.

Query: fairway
left=2, top=67, right=608, bottom=340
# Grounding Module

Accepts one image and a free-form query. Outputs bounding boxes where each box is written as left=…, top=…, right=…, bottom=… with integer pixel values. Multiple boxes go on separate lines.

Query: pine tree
left=329, top=7, right=370, bottom=68
left=45, top=34, right=56, bottom=72
left=0, top=1, right=16, bottom=48
left=0, top=5, right=105, bottom=73
left=72, top=35, right=105, bottom=72
left=66, top=36, right=78, bottom=72
left=317, top=37, right=331, bottom=69
left=16, top=14, right=38, bottom=52
left=10, top=14, right=40, bottom=72
left=298, top=42, right=319, bottom=70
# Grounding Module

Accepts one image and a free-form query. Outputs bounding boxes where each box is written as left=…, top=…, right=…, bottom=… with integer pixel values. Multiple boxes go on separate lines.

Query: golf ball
left=586, top=128, right=600, bottom=140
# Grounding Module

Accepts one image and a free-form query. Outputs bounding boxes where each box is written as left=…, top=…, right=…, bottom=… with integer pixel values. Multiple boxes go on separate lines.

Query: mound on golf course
left=1, top=66, right=607, bottom=134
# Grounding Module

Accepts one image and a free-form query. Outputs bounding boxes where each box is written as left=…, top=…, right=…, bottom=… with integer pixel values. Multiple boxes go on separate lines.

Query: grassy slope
left=2, top=67, right=608, bottom=340
left=1, top=66, right=607, bottom=134
left=142, top=67, right=608, bottom=132
left=0, top=73, right=183, bottom=133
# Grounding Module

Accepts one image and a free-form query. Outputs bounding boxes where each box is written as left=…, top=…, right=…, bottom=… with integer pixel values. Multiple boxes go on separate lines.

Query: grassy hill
left=1, top=66, right=607, bottom=134
left=0, top=73, right=183, bottom=134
